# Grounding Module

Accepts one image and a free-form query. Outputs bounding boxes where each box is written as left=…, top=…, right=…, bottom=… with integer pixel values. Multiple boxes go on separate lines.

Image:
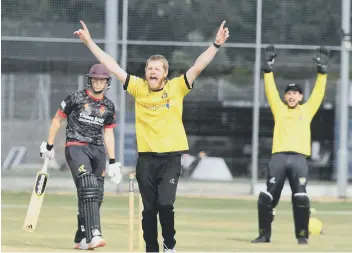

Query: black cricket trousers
left=65, top=142, right=107, bottom=181
left=65, top=142, right=106, bottom=243
left=266, top=152, right=309, bottom=207
left=136, top=153, right=181, bottom=252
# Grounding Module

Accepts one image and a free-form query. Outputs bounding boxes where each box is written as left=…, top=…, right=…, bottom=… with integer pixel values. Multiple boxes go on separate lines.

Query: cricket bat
left=23, top=158, right=50, bottom=232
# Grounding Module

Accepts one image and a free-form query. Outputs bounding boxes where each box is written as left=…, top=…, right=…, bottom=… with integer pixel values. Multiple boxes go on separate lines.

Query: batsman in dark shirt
left=39, top=64, right=122, bottom=250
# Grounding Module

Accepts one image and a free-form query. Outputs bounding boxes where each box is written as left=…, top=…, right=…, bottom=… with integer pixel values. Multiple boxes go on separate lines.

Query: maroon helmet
left=87, top=64, right=112, bottom=90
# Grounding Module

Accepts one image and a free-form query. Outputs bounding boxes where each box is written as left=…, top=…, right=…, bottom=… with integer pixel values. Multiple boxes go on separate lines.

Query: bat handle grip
left=41, top=158, right=50, bottom=173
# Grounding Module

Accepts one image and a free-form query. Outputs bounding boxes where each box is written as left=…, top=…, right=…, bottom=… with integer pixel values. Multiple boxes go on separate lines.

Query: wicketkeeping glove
left=313, top=46, right=330, bottom=74
left=261, top=44, right=277, bottom=73
left=40, top=141, right=55, bottom=160
left=107, top=160, right=122, bottom=185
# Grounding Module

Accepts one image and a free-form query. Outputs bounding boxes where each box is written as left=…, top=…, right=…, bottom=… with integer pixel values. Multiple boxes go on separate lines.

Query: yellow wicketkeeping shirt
left=265, top=72, right=327, bottom=156
left=124, top=74, right=192, bottom=153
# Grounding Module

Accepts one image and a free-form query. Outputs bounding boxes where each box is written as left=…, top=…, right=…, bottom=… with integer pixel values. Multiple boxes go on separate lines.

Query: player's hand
left=73, top=20, right=92, bottom=45
left=40, top=141, right=55, bottom=160
left=214, top=21, right=230, bottom=46
left=313, top=46, right=329, bottom=74
left=261, top=44, right=277, bottom=73
left=107, top=162, right=122, bottom=185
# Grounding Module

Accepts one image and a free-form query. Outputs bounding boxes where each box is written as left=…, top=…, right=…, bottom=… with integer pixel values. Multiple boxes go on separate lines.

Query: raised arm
left=264, top=72, right=285, bottom=114
left=304, top=74, right=327, bottom=118
left=186, top=21, right=230, bottom=86
left=74, top=20, right=127, bottom=84
left=303, top=46, right=329, bottom=118
left=262, top=45, right=285, bottom=115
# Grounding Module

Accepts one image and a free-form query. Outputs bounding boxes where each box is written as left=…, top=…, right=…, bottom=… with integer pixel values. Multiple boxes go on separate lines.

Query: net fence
left=1, top=0, right=351, bottom=184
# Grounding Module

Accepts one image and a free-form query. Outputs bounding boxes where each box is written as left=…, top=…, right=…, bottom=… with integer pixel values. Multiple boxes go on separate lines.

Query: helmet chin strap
left=91, top=85, right=107, bottom=95
left=92, top=89, right=104, bottom=94
left=88, top=77, right=110, bottom=94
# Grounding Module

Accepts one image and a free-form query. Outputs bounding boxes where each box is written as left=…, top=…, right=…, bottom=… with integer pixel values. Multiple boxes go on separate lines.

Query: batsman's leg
left=287, top=154, right=310, bottom=244
left=90, top=145, right=107, bottom=238
left=97, top=177, right=104, bottom=235
left=77, top=172, right=106, bottom=249
left=252, top=153, right=287, bottom=243
left=65, top=145, right=92, bottom=249
left=157, top=156, right=181, bottom=251
left=136, top=156, right=159, bottom=252
left=72, top=176, right=86, bottom=245
left=74, top=200, right=86, bottom=245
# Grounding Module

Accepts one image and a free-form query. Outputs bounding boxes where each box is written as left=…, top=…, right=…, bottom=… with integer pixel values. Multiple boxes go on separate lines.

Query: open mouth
left=149, top=76, right=158, bottom=82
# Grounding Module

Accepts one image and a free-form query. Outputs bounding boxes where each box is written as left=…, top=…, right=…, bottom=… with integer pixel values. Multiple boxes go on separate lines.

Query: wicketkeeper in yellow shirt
left=251, top=45, right=329, bottom=245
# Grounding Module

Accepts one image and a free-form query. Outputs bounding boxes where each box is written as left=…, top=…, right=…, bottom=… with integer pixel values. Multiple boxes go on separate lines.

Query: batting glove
left=261, top=44, right=277, bottom=73
left=107, top=159, right=122, bottom=185
left=313, top=46, right=330, bottom=74
left=40, top=141, right=55, bottom=160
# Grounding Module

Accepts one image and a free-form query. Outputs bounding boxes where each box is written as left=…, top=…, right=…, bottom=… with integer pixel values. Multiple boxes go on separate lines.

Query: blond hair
left=145, top=54, right=169, bottom=71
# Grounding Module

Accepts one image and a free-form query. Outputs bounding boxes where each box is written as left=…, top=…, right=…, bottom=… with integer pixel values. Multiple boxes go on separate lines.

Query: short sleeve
left=57, top=93, right=75, bottom=117
left=123, top=74, right=143, bottom=98
left=104, top=103, right=117, bottom=129
left=175, top=74, right=193, bottom=97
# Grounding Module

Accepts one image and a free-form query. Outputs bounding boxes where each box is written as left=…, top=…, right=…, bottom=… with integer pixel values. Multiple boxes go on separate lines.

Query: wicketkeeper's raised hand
left=313, top=46, right=329, bottom=74
left=261, top=44, right=277, bottom=73
left=40, top=141, right=55, bottom=160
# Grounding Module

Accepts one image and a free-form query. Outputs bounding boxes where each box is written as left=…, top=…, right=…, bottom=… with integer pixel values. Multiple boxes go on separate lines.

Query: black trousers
left=136, top=153, right=181, bottom=252
left=65, top=143, right=106, bottom=242
left=65, top=143, right=106, bottom=181
left=267, top=152, right=309, bottom=207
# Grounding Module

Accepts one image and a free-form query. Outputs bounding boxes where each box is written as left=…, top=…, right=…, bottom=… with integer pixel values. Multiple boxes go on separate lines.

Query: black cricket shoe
left=251, top=236, right=270, bottom=243
left=297, top=237, right=308, bottom=245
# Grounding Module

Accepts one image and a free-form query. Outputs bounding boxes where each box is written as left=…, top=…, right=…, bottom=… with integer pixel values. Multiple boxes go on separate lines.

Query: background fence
left=1, top=0, right=351, bottom=196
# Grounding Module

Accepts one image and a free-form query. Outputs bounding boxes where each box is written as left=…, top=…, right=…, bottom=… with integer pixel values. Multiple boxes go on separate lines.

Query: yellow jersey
left=124, top=74, right=192, bottom=153
left=264, top=72, right=327, bottom=156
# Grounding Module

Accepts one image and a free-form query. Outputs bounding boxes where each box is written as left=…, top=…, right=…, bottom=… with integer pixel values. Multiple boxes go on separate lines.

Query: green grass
left=2, top=191, right=352, bottom=252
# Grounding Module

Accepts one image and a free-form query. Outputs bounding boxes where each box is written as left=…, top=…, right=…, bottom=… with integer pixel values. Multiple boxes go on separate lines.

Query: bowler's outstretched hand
left=73, top=20, right=92, bottom=45
left=215, top=20, right=230, bottom=46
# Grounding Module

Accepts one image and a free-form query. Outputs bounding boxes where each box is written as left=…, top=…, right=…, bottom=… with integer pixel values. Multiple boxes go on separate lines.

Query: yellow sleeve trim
left=123, top=74, right=130, bottom=90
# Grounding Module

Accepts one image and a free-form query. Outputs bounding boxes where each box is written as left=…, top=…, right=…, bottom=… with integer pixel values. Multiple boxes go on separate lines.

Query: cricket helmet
left=87, top=64, right=112, bottom=90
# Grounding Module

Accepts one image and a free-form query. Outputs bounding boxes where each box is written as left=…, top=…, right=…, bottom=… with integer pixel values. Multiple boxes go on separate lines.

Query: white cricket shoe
left=164, top=249, right=176, bottom=253
left=73, top=238, right=91, bottom=250
left=88, top=236, right=106, bottom=249
left=163, top=242, right=176, bottom=253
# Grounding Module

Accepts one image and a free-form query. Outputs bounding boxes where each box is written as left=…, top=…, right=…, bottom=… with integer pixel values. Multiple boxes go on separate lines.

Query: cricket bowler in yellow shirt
left=252, top=45, right=329, bottom=245
left=74, top=20, right=230, bottom=252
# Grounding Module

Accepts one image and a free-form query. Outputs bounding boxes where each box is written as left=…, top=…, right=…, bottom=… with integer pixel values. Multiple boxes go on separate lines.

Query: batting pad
left=77, top=172, right=101, bottom=244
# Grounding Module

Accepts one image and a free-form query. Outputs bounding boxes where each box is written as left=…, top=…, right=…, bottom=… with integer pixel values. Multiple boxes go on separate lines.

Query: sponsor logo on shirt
left=79, top=112, right=104, bottom=125
left=140, top=100, right=171, bottom=111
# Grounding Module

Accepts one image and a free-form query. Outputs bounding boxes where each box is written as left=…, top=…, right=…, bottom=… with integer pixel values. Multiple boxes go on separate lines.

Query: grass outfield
left=1, top=191, right=352, bottom=252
